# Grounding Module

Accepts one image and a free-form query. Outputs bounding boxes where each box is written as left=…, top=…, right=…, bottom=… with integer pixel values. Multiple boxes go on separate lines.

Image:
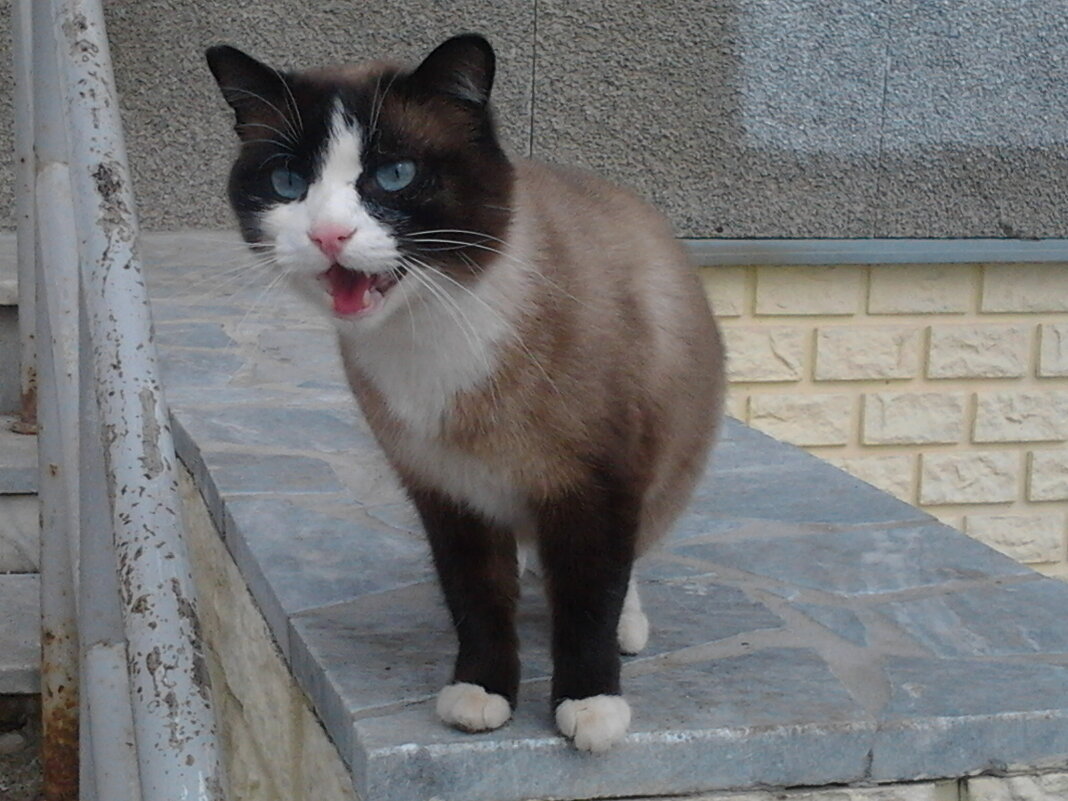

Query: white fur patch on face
left=437, top=682, right=512, bottom=732
left=261, top=102, right=401, bottom=311
left=555, top=695, right=632, bottom=753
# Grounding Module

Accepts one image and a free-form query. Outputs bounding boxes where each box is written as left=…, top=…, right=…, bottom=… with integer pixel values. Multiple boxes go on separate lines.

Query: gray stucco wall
left=3, top=0, right=1068, bottom=238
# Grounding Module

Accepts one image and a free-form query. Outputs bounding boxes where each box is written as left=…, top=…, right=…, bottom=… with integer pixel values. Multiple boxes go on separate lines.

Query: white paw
left=436, top=682, right=512, bottom=732
left=516, top=543, right=530, bottom=577
left=555, top=695, right=631, bottom=753
left=617, top=608, right=649, bottom=654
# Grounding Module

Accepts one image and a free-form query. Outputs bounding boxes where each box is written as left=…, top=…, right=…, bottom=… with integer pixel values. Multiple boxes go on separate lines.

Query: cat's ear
left=206, top=45, right=293, bottom=142
left=410, top=34, right=496, bottom=108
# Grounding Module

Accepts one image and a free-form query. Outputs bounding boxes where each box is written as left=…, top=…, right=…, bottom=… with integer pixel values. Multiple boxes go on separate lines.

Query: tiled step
left=0, top=573, right=39, bottom=694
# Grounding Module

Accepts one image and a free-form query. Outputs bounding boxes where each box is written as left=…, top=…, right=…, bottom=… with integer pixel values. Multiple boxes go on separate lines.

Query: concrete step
left=0, top=417, right=36, bottom=494
left=0, top=495, right=37, bottom=574
left=0, top=573, right=39, bottom=694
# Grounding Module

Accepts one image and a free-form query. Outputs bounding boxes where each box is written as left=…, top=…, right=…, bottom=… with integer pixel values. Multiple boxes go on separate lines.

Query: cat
left=206, top=33, right=725, bottom=753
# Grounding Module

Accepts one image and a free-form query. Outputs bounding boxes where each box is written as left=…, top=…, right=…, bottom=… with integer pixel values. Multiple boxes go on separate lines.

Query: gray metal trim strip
left=684, top=238, right=1068, bottom=265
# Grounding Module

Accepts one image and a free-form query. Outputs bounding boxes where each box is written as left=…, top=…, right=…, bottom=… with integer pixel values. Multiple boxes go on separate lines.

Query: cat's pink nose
left=308, top=225, right=355, bottom=260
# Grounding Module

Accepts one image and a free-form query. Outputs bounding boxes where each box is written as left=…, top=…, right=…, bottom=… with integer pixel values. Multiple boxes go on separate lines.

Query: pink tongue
left=326, top=265, right=374, bottom=315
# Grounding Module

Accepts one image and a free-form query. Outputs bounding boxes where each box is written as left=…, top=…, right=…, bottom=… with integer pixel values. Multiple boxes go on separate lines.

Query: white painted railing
left=13, top=1, right=225, bottom=799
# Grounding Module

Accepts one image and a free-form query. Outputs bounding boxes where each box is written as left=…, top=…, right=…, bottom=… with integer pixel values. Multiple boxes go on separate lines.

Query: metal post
left=79, top=291, right=139, bottom=801
left=52, top=1, right=225, bottom=797
left=11, top=0, right=37, bottom=433
left=30, top=1, right=81, bottom=797
left=84, top=644, right=141, bottom=801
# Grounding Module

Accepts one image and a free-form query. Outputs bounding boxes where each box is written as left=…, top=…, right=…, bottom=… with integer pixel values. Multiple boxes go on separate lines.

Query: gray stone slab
left=199, top=451, right=346, bottom=497
left=222, top=496, right=433, bottom=656
left=158, top=347, right=247, bottom=388
left=678, top=522, right=1032, bottom=597
left=155, top=321, right=236, bottom=349
left=789, top=602, right=870, bottom=647
left=709, top=420, right=820, bottom=472
left=0, top=574, right=40, bottom=694
left=148, top=300, right=245, bottom=324
left=635, top=579, right=785, bottom=652
left=173, top=404, right=373, bottom=453
left=689, top=457, right=931, bottom=528
left=290, top=574, right=786, bottom=744
left=876, top=579, right=1068, bottom=657
left=0, top=495, right=38, bottom=573
left=0, top=420, right=36, bottom=494
left=352, top=649, right=877, bottom=801
left=873, top=656, right=1068, bottom=780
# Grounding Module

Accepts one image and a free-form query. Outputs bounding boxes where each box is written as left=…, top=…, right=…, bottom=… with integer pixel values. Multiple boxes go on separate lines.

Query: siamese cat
left=207, top=34, right=724, bottom=752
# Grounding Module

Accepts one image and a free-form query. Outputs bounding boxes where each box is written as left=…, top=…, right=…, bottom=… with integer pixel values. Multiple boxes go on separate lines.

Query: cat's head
left=206, top=34, right=513, bottom=328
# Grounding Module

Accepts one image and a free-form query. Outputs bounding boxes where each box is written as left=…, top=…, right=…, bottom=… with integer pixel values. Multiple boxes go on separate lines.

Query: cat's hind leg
left=617, top=575, right=649, bottom=654
left=410, top=486, right=520, bottom=733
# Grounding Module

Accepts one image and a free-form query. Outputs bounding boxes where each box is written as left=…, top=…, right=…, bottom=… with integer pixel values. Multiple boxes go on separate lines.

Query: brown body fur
left=343, top=158, right=724, bottom=551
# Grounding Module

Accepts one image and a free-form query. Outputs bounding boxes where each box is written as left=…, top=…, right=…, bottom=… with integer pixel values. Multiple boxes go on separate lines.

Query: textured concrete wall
left=704, top=263, right=1068, bottom=577
left=3, top=1, right=1068, bottom=236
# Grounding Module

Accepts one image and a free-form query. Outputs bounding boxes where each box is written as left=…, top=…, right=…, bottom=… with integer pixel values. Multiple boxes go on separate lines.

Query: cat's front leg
left=537, top=468, right=638, bottom=753
left=409, top=486, right=520, bottom=733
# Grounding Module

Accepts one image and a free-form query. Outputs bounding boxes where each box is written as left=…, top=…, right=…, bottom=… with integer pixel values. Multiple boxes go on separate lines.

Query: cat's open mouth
left=321, top=263, right=402, bottom=318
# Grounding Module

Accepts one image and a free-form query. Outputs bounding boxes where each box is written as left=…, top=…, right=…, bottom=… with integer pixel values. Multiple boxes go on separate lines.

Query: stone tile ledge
left=143, top=233, right=1068, bottom=801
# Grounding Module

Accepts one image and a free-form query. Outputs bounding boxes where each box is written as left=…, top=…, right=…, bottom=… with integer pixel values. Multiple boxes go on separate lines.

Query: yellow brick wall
left=700, top=263, right=1068, bottom=577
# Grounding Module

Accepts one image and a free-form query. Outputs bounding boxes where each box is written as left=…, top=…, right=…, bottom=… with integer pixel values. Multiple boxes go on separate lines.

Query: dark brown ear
left=410, top=34, right=495, bottom=108
left=205, top=45, right=294, bottom=143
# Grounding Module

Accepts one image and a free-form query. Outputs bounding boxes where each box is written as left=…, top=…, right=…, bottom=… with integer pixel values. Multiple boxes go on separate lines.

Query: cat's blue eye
left=375, top=160, right=416, bottom=192
left=270, top=167, right=307, bottom=200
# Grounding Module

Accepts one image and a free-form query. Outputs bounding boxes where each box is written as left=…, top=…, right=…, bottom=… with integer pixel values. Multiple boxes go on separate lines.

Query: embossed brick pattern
left=862, top=392, right=967, bottom=445
left=723, top=327, right=806, bottom=382
left=1039, top=323, right=1068, bottom=377
left=1029, top=451, right=1068, bottom=502
left=967, top=772, right=1068, bottom=801
left=973, top=391, right=1068, bottom=443
left=964, top=513, right=1067, bottom=564
left=701, top=266, right=748, bottom=318
left=927, top=324, right=1029, bottom=379
left=815, top=327, right=920, bottom=380
left=827, top=454, right=914, bottom=501
left=868, top=265, right=975, bottom=315
left=920, top=452, right=1020, bottom=505
left=983, top=266, right=1068, bottom=312
left=755, top=266, right=864, bottom=316
left=704, top=260, right=1068, bottom=576
left=749, top=394, right=853, bottom=446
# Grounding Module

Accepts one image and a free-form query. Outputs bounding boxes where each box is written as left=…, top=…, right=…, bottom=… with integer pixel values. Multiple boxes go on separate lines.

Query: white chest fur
left=341, top=262, right=518, bottom=436
left=339, top=248, right=534, bottom=526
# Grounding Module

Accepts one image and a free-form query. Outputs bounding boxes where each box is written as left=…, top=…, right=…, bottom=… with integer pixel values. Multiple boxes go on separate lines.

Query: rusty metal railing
left=13, top=1, right=225, bottom=799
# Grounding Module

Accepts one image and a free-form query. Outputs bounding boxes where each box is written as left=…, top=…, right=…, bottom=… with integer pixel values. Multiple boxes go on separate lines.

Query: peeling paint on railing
left=17, top=0, right=226, bottom=798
